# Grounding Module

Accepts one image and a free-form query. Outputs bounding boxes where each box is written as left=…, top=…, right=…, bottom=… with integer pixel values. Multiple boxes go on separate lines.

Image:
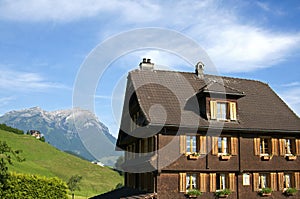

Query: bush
left=0, top=124, right=24, bottom=135
left=285, top=187, right=297, bottom=196
left=2, top=173, right=68, bottom=199
left=187, top=189, right=202, bottom=196
left=215, top=188, right=231, bottom=196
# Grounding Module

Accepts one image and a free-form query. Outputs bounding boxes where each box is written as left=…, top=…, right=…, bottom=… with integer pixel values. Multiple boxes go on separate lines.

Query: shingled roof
left=126, top=69, right=300, bottom=132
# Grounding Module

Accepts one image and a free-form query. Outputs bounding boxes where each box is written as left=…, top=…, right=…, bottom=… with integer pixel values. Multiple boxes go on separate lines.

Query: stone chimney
left=195, top=61, right=204, bottom=79
left=139, top=58, right=154, bottom=70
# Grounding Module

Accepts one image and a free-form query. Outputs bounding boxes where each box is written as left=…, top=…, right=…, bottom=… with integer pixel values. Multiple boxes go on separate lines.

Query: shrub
left=0, top=124, right=24, bottom=135
left=285, top=187, right=297, bottom=196
left=216, top=188, right=231, bottom=196
left=187, top=189, right=202, bottom=196
left=2, top=173, right=68, bottom=199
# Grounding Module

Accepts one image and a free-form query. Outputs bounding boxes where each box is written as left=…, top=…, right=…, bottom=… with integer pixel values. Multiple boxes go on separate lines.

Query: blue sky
left=0, top=0, right=300, bottom=137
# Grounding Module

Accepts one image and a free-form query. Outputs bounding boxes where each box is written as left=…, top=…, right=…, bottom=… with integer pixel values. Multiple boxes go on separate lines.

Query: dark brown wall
left=240, top=134, right=300, bottom=171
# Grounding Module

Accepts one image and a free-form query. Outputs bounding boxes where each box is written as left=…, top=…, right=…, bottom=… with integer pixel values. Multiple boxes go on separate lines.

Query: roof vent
left=195, top=61, right=204, bottom=79
left=139, top=58, right=154, bottom=70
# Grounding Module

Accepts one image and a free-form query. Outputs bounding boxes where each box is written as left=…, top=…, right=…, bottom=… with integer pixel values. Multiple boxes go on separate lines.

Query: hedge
left=1, top=173, right=68, bottom=199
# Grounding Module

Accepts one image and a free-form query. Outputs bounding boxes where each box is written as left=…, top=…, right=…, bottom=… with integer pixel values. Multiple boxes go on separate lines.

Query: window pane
left=284, top=174, right=291, bottom=188
left=259, top=174, right=267, bottom=189
left=218, top=137, right=228, bottom=154
left=217, top=102, right=227, bottom=120
left=260, top=139, right=269, bottom=154
left=186, top=136, right=196, bottom=153
left=285, top=139, right=291, bottom=154
left=186, top=174, right=197, bottom=190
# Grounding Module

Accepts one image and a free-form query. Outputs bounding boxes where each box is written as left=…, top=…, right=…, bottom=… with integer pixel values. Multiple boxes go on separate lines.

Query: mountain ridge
left=0, top=107, right=120, bottom=165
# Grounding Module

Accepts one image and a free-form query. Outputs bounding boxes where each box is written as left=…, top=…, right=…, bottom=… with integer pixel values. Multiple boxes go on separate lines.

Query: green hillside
left=0, top=129, right=123, bottom=198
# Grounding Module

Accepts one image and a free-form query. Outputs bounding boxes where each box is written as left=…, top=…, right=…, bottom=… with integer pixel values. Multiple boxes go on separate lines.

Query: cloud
left=0, top=0, right=161, bottom=23
left=279, top=86, right=300, bottom=117
left=1, top=1, right=300, bottom=74
left=0, top=96, right=15, bottom=106
left=0, top=68, right=68, bottom=91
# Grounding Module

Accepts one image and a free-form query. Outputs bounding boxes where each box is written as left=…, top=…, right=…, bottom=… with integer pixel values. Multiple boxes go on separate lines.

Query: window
left=218, top=137, right=228, bottom=154
left=284, top=173, right=292, bottom=189
left=186, top=173, right=197, bottom=190
left=284, top=139, right=292, bottom=155
left=260, top=138, right=269, bottom=155
left=259, top=173, right=269, bottom=189
left=210, top=100, right=237, bottom=121
left=186, top=136, right=197, bottom=153
left=217, top=174, right=227, bottom=190
left=217, top=102, right=227, bottom=120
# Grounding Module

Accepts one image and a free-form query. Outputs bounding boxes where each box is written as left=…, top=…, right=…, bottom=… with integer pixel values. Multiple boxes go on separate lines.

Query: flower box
left=187, top=153, right=200, bottom=160
left=219, top=155, right=231, bottom=161
left=218, top=194, right=228, bottom=198
left=261, top=193, right=271, bottom=197
left=286, top=156, right=297, bottom=161
left=261, top=156, right=270, bottom=161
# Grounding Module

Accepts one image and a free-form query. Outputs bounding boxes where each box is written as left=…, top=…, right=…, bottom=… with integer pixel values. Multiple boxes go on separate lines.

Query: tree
left=114, top=156, right=124, bottom=175
left=67, top=174, right=82, bottom=199
left=0, top=141, right=24, bottom=194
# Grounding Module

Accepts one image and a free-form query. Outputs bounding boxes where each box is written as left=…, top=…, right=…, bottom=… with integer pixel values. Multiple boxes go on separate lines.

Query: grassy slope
left=0, top=129, right=123, bottom=198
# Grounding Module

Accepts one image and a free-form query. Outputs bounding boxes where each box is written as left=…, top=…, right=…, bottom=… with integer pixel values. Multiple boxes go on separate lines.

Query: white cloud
left=279, top=86, right=300, bottom=117
left=0, top=96, right=15, bottom=106
left=1, top=0, right=300, bottom=74
left=0, top=68, right=68, bottom=91
left=0, top=0, right=161, bottom=23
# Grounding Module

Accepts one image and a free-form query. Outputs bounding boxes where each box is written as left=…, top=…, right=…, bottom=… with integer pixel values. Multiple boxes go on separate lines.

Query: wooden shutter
left=295, top=172, right=300, bottom=190
left=253, top=173, right=259, bottom=191
left=271, top=138, right=278, bottom=156
left=296, top=139, right=300, bottom=156
left=278, top=172, right=284, bottom=191
left=254, top=138, right=260, bottom=156
left=291, top=139, right=296, bottom=155
left=210, top=101, right=217, bottom=120
left=199, top=136, right=207, bottom=154
left=230, top=137, right=238, bottom=155
left=180, top=135, right=186, bottom=154
left=210, top=173, right=216, bottom=192
left=279, top=139, right=285, bottom=156
left=229, top=173, right=236, bottom=192
left=199, top=173, right=207, bottom=192
left=229, top=102, right=237, bottom=121
left=270, top=173, right=277, bottom=191
left=211, top=137, right=218, bottom=155
left=179, top=173, right=186, bottom=192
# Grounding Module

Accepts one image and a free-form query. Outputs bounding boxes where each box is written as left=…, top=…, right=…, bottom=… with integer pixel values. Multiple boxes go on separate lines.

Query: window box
left=286, top=155, right=297, bottom=161
left=186, top=189, right=202, bottom=198
left=219, top=154, right=231, bottom=161
left=215, top=189, right=231, bottom=198
left=284, top=187, right=297, bottom=196
left=261, top=155, right=271, bottom=161
left=259, top=188, right=272, bottom=197
left=187, top=153, right=200, bottom=160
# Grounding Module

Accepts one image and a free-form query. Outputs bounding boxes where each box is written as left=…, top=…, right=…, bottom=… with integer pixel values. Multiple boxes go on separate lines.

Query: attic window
left=210, top=100, right=237, bottom=121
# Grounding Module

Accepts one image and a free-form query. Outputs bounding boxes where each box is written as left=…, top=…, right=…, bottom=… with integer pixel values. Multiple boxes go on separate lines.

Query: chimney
left=139, top=58, right=154, bottom=70
left=195, top=61, right=204, bottom=79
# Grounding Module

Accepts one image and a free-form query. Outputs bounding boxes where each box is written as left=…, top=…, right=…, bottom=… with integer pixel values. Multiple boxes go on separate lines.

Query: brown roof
left=90, top=187, right=157, bottom=199
left=126, top=69, right=300, bottom=132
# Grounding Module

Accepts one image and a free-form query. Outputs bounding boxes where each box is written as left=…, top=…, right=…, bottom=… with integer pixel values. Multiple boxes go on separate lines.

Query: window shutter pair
left=295, top=172, right=300, bottom=190
left=270, top=173, right=277, bottom=191
left=230, top=137, right=238, bottom=155
left=180, top=135, right=186, bottom=154
left=199, top=136, right=207, bottom=154
left=296, top=139, right=300, bottom=156
left=253, top=138, right=260, bottom=156
left=179, top=173, right=186, bottom=192
left=210, top=101, right=217, bottom=120
left=253, top=173, right=259, bottom=191
left=211, top=137, right=219, bottom=155
left=229, top=173, right=236, bottom=192
left=229, top=102, right=237, bottom=121
left=199, top=173, right=207, bottom=192
left=271, top=138, right=278, bottom=156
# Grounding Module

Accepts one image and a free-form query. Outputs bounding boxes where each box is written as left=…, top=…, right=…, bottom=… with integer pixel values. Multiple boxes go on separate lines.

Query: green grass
left=0, top=129, right=123, bottom=198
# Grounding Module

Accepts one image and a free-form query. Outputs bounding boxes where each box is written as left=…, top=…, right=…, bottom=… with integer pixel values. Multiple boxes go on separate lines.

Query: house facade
left=116, top=59, right=300, bottom=199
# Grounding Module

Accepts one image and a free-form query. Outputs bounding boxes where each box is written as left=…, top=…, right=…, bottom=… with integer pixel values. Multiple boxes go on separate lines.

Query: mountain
left=0, top=129, right=123, bottom=197
left=0, top=107, right=121, bottom=165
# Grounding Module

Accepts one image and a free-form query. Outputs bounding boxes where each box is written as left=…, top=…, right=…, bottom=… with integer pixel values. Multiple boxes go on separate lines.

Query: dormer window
left=210, top=100, right=237, bottom=121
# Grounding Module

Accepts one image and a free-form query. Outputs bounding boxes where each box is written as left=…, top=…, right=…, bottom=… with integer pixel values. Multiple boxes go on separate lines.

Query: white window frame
left=186, top=173, right=197, bottom=190
left=218, top=137, right=228, bottom=155
left=186, top=135, right=197, bottom=154
left=260, top=138, right=269, bottom=156
left=259, top=173, right=268, bottom=189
